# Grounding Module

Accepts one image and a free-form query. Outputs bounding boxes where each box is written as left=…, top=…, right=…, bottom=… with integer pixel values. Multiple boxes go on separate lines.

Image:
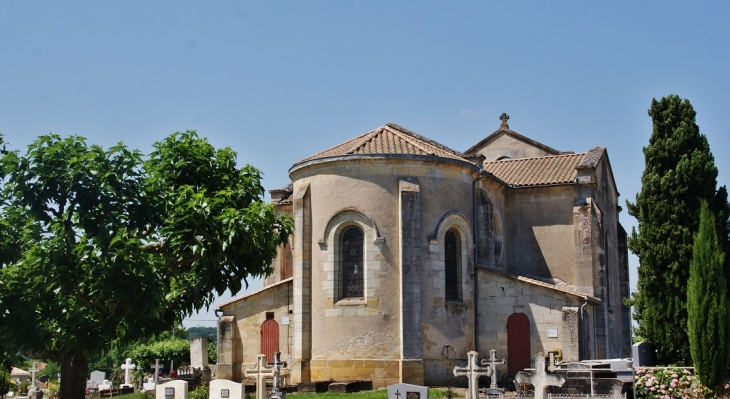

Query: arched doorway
left=507, top=312, right=530, bottom=378
left=260, top=318, right=279, bottom=363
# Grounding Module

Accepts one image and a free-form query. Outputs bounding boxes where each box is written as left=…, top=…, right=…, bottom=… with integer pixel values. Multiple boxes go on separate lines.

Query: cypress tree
left=688, top=202, right=728, bottom=388
left=627, top=95, right=729, bottom=365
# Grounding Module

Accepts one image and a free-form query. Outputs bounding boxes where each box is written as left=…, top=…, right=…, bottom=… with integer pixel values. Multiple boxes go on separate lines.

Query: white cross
left=120, top=358, right=136, bottom=387
left=150, top=359, right=160, bottom=384
left=244, top=354, right=275, bottom=399
left=480, top=349, right=506, bottom=389
left=514, top=353, right=565, bottom=399
left=454, top=351, right=492, bottom=399
left=29, top=362, right=39, bottom=387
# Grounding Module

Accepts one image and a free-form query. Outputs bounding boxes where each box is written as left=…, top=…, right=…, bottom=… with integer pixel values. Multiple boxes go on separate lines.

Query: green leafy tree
left=627, top=95, right=729, bottom=365
left=0, top=131, right=292, bottom=399
left=688, top=202, right=729, bottom=388
left=125, top=339, right=190, bottom=374
left=0, top=368, right=11, bottom=399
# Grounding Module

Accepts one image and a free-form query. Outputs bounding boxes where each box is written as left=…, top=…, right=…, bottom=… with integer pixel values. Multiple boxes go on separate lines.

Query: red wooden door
left=260, top=319, right=279, bottom=363
left=507, top=312, right=531, bottom=377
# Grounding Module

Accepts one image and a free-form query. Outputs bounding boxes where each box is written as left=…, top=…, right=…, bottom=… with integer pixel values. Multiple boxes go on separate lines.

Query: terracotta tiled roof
left=293, top=123, right=470, bottom=166
left=484, top=152, right=586, bottom=187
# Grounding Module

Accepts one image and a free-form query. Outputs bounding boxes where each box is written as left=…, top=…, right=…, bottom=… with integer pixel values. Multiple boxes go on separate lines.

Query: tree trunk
left=60, top=354, right=88, bottom=399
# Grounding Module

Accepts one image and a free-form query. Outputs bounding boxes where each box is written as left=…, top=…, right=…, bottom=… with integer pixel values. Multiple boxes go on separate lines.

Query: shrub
left=189, top=382, right=208, bottom=399
left=634, top=367, right=730, bottom=399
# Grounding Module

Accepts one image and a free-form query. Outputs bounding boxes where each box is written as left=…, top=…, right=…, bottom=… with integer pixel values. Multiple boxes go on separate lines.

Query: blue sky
left=1, top=2, right=728, bottom=328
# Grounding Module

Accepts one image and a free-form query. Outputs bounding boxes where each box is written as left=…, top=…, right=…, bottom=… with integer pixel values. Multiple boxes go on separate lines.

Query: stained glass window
left=341, top=226, right=364, bottom=299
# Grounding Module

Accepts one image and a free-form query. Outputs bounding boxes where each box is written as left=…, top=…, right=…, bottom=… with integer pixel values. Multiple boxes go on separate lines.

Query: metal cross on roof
left=500, top=113, right=510, bottom=129
left=454, top=351, right=492, bottom=399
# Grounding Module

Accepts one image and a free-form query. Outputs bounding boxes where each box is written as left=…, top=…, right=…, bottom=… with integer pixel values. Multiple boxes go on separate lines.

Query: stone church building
left=216, top=115, right=631, bottom=387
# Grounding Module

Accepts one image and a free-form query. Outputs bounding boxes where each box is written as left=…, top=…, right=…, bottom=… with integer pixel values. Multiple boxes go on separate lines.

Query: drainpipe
left=472, top=171, right=486, bottom=352
left=579, top=299, right=589, bottom=360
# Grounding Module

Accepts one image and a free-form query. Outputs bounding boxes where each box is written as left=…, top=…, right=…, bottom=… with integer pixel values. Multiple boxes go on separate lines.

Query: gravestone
left=632, top=342, right=657, bottom=367
left=210, top=379, right=244, bottom=399
left=29, top=362, right=39, bottom=388
left=90, top=371, right=106, bottom=388
left=388, top=383, right=429, bottom=399
left=156, top=380, right=188, bottom=399
left=243, top=355, right=274, bottom=399
left=151, top=359, right=162, bottom=382
left=98, top=380, right=112, bottom=391
left=453, top=351, right=492, bottom=399
left=481, top=349, right=505, bottom=399
left=190, top=337, right=211, bottom=383
left=120, top=358, right=136, bottom=388
left=144, top=378, right=157, bottom=392
left=514, top=353, right=565, bottom=399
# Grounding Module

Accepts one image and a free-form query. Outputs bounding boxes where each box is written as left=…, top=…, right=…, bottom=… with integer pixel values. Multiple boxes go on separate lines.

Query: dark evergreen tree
left=627, top=95, right=729, bottom=365
left=688, top=202, right=728, bottom=388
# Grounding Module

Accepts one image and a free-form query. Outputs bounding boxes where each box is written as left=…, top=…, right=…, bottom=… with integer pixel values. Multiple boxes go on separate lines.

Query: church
left=215, top=114, right=631, bottom=387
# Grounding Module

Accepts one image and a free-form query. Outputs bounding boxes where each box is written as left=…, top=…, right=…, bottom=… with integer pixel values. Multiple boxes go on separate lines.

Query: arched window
left=445, top=229, right=461, bottom=301
left=340, top=226, right=364, bottom=299
left=493, top=215, right=503, bottom=263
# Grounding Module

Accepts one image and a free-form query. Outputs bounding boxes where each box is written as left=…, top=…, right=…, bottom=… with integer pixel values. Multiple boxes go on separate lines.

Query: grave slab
left=388, top=383, right=429, bottom=399
left=210, top=379, right=244, bottom=399
left=297, top=381, right=330, bottom=393
left=328, top=381, right=373, bottom=393
left=156, top=380, right=188, bottom=399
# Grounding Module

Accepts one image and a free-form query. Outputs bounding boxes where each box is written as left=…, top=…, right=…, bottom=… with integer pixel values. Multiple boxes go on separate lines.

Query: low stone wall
left=309, top=359, right=400, bottom=388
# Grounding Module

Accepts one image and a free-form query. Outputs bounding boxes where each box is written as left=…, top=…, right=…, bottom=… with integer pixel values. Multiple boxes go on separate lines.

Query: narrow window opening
left=341, top=226, right=364, bottom=299
left=445, top=229, right=461, bottom=301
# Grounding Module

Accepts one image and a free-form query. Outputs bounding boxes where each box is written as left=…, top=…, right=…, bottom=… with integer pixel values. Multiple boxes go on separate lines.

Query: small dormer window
left=496, top=156, right=512, bottom=161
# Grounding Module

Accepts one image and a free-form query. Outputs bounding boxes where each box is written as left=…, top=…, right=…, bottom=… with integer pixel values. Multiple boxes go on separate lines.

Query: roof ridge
left=484, top=151, right=586, bottom=164
left=383, top=124, right=438, bottom=156
left=343, top=128, right=382, bottom=155
left=385, top=122, right=468, bottom=158
left=465, top=128, right=564, bottom=156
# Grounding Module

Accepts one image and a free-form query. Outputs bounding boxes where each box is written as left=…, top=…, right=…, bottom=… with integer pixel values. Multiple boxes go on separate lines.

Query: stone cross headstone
left=210, top=379, right=244, bottom=399
left=388, top=383, right=429, bottom=399
left=120, top=358, right=136, bottom=388
left=244, top=355, right=275, bottom=399
left=151, top=359, right=161, bottom=382
left=155, top=380, right=188, bottom=399
left=89, top=371, right=106, bottom=388
left=29, top=362, right=39, bottom=387
left=514, top=353, right=565, bottom=399
left=144, top=378, right=156, bottom=392
left=481, top=349, right=506, bottom=389
left=454, top=351, right=492, bottom=399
